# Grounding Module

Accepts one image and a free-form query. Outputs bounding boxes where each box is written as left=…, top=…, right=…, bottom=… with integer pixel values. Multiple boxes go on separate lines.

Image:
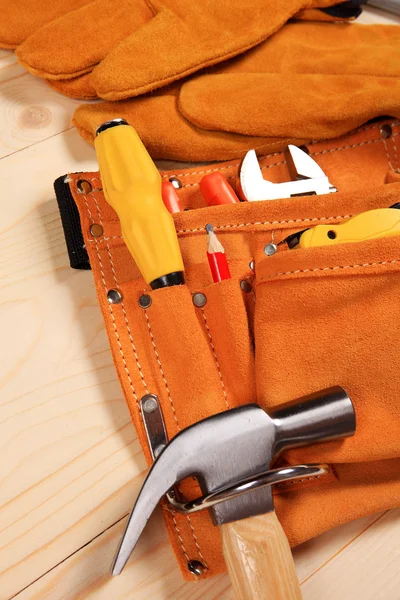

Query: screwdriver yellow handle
left=298, top=208, right=400, bottom=248
left=94, top=119, right=184, bottom=288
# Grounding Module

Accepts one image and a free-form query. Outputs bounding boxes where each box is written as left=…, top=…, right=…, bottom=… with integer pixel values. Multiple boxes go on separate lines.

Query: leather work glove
left=1, top=0, right=360, bottom=100
left=71, top=21, right=400, bottom=161
left=0, top=0, right=92, bottom=49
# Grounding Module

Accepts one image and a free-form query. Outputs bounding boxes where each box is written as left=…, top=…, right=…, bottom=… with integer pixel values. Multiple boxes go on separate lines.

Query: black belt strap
left=54, top=175, right=91, bottom=270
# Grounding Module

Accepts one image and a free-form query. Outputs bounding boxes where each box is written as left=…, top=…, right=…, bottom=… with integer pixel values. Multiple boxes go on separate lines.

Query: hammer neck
left=269, top=387, right=356, bottom=457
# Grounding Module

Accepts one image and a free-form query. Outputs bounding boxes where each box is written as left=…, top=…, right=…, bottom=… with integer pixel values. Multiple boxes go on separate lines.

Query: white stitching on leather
left=143, top=309, right=181, bottom=430
left=91, top=192, right=148, bottom=394
left=261, top=259, right=400, bottom=281
left=200, top=309, right=229, bottom=409
left=83, top=193, right=141, bottom=406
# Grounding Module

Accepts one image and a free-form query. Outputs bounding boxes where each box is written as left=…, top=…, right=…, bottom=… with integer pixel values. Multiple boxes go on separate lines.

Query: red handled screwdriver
left=200, top=173, right=240, bottom=206
left=161, top=181, right=181, bottom=214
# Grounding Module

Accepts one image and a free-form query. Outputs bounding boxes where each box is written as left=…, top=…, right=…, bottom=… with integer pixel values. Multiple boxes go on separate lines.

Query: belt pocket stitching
left=158, top=121, right=400, bottom=180
left=84, top=191, right=144, bottom=408
left=199, top=307, right=230, bottom=409
left=392, top=134, right=399, bottom=171
left=259, top=258, right=400, bottom=282
left=83, top=192, right=207, bottom=568
left=83, top=212, right=354, bottom=240
left=143, top=298, right=209, bottom=565
left=91, top=191, right=149, bottom=397
left=143, top=307, right=181, bottom=431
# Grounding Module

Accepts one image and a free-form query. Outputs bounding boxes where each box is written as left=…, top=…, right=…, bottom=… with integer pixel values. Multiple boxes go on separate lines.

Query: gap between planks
left=299, top=510, right=389, bottom=586
left=9, top=514, right=129, bottom=600
left=8, top=508, right=393, bottom=599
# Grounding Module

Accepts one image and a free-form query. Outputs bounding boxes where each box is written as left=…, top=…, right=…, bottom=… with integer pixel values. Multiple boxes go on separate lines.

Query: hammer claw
left=112, top=447, right=178, bottom=575
left=112, top=388, right=355, bottom=577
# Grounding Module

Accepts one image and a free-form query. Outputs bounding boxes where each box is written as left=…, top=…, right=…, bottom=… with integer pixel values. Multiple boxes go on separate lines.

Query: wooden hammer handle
left=221, top=511, right=302, bottom=600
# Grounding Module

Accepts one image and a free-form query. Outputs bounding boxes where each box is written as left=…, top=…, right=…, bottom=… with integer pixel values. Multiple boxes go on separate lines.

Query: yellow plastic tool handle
left=94, top=120, right=184, bottom=288
left=298, top=208, right=400, bottom=248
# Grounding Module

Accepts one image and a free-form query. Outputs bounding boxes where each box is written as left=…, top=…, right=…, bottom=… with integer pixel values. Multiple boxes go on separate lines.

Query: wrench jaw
left=287, top=144, right=327, bottom=180
left=239, top=149, right=275, bottom=202
left=239, top=146, right=337, bottom=201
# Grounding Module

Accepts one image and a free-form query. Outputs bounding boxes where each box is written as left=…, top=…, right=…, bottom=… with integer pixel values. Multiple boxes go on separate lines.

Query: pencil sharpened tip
left=205, top=223, right=214, bottom=234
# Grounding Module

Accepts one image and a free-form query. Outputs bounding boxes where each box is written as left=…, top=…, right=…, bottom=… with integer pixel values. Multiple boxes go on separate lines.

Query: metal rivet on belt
left=107, top=289, right=123, bottom=304
left=187, top=560, right=207, bottom=576
left=249, top=260, right=255, bottom=270
left=240, top=280, right=252, bottom=293
left=264, top=242, right=278, bottom=256
left=138, top=294, right=152, bottom=309
left=142, top=393, right=159, bottom=414
left=169, top=176, right=182, bottom=189
left=77, top=179, right=93, bottom=194
left=192, top=292, right=207, bottom=308
left=90, top=223, right=104, bottom=237
left=380, top=124, right=392, bottom=139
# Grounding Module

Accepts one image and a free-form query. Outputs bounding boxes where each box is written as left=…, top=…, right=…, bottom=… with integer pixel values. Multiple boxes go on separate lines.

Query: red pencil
left=205, top=224, right=231, bottom=282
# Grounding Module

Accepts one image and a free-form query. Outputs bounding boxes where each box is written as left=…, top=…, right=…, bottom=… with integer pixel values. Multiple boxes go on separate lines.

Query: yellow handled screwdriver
left=95, top=119, right=184, bottom=289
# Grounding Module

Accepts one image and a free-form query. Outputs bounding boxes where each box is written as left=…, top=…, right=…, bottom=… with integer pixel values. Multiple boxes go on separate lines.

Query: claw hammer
left=112, top=387, right=356, bottom=599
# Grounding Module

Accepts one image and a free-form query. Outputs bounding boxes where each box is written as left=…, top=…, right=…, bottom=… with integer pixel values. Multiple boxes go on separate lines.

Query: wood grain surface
left=1, top=7, right=399, bottom=600
left=222, top=512, right=302, bottom=600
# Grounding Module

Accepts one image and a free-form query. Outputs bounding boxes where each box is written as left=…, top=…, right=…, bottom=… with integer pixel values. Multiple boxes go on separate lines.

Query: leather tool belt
left=55, top=118, right=400, bottom=580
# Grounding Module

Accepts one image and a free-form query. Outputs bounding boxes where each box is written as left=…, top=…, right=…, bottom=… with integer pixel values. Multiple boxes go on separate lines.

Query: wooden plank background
left=1, top=7, right=399, bottom=599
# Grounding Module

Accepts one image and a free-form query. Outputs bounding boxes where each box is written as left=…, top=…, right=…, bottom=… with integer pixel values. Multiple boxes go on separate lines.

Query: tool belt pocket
left=125, top=276, right=256, bottom=440
left=255, top=235, right=400, bottom=466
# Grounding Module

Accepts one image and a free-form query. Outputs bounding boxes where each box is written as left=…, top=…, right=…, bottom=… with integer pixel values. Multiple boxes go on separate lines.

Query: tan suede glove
left=71, top=22, right=400, bottom=161
left=1, top=0, right=359, bottom=100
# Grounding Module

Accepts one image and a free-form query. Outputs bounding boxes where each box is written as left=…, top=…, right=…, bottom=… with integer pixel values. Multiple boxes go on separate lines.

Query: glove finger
left=216, top=23, right=400, bottom=78
left=47, top=73, right=98, bottom=99
left=0, top=0, right=92, bottom=48
left=91, top=7, right=200, bottom=100
left=179, top=72, right=400, bottom=140
left=16, top=0, right=153, bottom=80
left=73, top=93, right=304, bottom=161
left=89, top=0, right=343, bottom=100
left=178, top=22, right=400, bottom=140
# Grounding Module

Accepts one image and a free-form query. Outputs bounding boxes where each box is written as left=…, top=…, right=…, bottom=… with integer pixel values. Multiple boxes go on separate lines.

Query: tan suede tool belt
left=55, top=118, right=400, bottom=580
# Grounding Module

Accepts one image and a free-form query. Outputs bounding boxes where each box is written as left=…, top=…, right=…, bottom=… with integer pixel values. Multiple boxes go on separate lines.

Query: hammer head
left=113, top=387, right=355, bottom=574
